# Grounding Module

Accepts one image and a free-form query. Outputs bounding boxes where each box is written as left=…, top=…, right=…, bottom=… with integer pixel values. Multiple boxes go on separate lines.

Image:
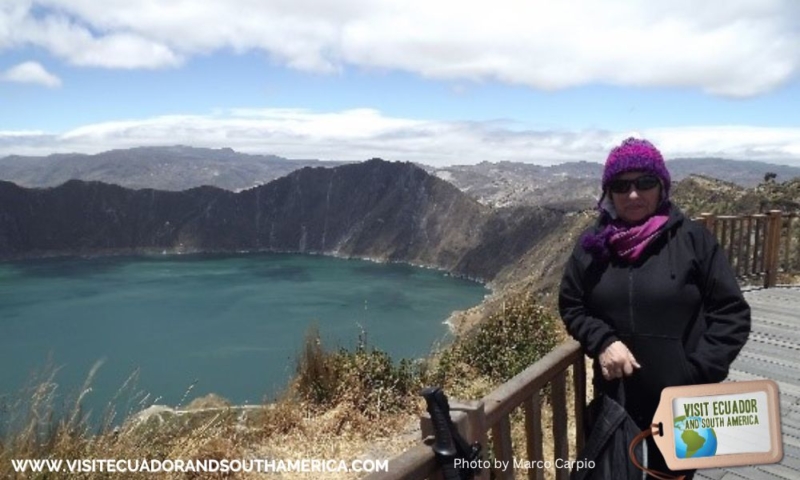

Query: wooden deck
left=696, top=286, right=800, bottom=480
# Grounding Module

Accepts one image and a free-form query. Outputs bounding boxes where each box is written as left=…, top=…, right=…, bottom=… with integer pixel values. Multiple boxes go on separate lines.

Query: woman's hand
left=599, top=341, right=641, bottom=380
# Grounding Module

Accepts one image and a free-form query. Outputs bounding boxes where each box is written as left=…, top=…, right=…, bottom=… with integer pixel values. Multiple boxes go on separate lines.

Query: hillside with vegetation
left=672, top=174, right=800, bottom=217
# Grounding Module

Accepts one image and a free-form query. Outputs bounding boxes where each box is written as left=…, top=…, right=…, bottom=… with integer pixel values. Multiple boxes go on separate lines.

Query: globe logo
left=674, top=416, right=718, bottom=458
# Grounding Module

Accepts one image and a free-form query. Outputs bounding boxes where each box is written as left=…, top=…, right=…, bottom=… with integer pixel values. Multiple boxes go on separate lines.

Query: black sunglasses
left=608, top=175, right=660, bottom=194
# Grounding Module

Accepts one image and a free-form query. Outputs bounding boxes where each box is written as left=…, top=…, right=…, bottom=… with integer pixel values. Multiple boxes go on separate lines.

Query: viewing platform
left=696, top=286, right=800, bottom=480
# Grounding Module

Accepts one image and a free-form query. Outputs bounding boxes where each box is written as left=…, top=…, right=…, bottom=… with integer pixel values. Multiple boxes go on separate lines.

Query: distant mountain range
left=430, top=158, right=800, bottom=208
left=0, top=146, right=347, bottom=192
left=3, top=147, right=799, bottom=210
left=428, top=161, right=600, bottom=209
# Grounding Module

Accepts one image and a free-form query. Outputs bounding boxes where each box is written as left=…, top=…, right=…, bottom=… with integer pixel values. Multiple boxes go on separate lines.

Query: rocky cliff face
left=0, top=159, right=572, bottom=284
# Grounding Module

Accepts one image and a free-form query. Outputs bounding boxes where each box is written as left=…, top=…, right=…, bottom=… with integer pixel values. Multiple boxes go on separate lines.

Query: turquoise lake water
left=0, top=253, right=486, bottom=416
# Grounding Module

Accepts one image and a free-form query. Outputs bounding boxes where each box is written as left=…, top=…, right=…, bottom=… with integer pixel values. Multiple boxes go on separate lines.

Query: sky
left=1, top=0, right=800, bottom=167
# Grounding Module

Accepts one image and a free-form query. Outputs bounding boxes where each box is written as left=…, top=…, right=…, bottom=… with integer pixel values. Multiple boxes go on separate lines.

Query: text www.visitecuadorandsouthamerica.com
left=12, top=458, right=389, bottom=474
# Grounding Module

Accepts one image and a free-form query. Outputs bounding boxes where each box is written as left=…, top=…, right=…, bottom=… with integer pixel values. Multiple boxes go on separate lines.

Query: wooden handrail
left=365, top=340, right=585, bottom=480
left=482, top=342, right=581, bottom=426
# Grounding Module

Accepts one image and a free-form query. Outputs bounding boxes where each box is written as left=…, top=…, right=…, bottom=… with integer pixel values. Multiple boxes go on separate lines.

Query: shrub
left=295, top=325, right=342, bottom=406
left=293, top=327, right=423, bottom=418
left=435, top=292, right=560, bottom=385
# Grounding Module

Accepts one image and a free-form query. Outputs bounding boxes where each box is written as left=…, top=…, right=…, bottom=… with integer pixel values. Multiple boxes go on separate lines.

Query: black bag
left=571, top=384, right=647, bottom=480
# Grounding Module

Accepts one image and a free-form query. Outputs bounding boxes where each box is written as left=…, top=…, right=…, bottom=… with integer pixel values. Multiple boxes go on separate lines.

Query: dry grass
left=249, top=404, right=420, bottom=480
left=0, top=384, right=420, bottom=479
left=777, top=272, right=800, bottom=285
left=0, top=338, right=427, bottom=479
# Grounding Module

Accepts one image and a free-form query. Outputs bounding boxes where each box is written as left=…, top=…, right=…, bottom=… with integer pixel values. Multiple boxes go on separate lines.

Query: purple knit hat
left=602, top=137, right=670, bottom=199
left=581, top=138, right=671, bottom=261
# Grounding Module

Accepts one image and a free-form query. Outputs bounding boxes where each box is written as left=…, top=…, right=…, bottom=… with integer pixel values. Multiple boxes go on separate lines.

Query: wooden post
left=700, top=212, right=716, bottom=233
left=754, top=216, right=764, bottom=275
left=735, top=217, right=744, bottom=276
left=523, top=392, right=545, bottom=480
left=783, top=215, right=791, bottom=272
left=791, top=215, right=799, bottom=272
left=743, top=216, right=752, bottom=276
left=572, top=357, right=586, bottom=455
left=727, top=219, right=737, bottom=272
left=765, top=210, right=783, bottom=288
left=491, top=415, right=515, bottom=480
left=720, top=217, right=729, bottom=261
left=455, top=400, right=489, bottom=480
left=551, top=371, right=569, bottom=480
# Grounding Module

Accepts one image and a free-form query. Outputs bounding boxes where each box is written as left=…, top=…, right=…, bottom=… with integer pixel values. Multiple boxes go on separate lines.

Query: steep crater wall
left=0, top=159, right=578, bottom=287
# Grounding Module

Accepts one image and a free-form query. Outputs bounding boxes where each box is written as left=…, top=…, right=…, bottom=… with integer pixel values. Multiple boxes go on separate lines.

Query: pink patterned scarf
left=607, top=213, right=669, bottom=262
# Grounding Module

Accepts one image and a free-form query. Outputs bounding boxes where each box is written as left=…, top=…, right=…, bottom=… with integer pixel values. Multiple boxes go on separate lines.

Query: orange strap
left=628, top=424, right=686, bottom=480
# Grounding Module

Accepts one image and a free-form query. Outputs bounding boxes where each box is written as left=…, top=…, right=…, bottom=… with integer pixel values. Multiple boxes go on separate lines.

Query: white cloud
left=1, top=61, right=62, bottom=87
left=2, top=108, right=800, bottom=167
left=1, top=0, right=798, bottom=95
left=17, top=12, right=182, bottom=69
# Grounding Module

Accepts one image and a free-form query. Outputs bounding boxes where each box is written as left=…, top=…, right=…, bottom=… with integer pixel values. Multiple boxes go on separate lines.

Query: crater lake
left=0, top=253, right=486, bottom=417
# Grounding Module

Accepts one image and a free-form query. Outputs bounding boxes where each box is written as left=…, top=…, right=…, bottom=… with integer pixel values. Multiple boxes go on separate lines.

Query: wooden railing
left=698, top=210, right=800, bottom=288
left=364, top=341, right=585, bottom=480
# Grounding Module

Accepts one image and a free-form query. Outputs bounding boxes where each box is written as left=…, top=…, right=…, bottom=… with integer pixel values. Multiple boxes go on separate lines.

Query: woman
left=559, top=138, right=751, bottom=479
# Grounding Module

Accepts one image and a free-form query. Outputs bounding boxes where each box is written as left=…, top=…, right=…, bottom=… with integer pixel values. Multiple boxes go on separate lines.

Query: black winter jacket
left=559, top=205, right=751, bottom=424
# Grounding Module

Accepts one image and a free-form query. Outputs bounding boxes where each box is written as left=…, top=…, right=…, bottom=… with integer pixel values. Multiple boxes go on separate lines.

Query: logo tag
left=651, top=380, right=783, bottom=470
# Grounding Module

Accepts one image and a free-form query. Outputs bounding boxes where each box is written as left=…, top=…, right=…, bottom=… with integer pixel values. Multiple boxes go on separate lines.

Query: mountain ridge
left=0, top=145, right=347, bottom=192
left=5, top=146, right=800, bottom=205
left=0, top=159, right=580, bottom=288
left=431, top=158, right=800, bottom=208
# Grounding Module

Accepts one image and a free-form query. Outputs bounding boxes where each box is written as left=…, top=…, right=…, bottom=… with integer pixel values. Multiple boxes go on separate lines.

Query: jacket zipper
left=628, top=267, right=635, bottom=334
